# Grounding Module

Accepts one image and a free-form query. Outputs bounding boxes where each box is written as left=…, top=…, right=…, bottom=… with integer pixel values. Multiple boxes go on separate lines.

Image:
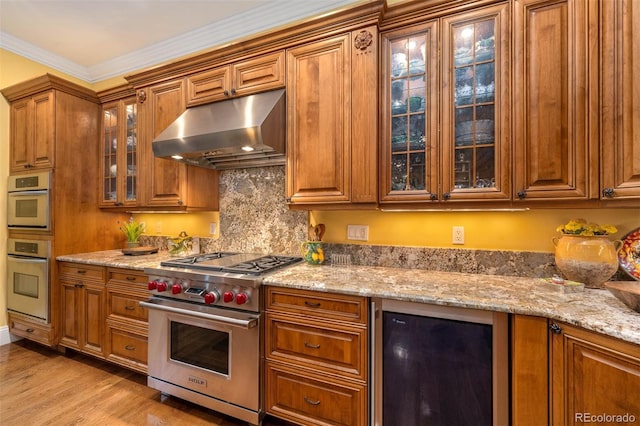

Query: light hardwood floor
left=0, top=340, right=291, bottom=426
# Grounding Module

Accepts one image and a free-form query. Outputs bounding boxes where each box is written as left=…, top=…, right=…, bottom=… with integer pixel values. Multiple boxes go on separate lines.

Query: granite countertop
left=57, top=250, right=640, bottom=346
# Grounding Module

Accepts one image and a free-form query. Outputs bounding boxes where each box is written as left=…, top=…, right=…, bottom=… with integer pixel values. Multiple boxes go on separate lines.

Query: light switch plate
left=347, top=225, right=369, bottom=241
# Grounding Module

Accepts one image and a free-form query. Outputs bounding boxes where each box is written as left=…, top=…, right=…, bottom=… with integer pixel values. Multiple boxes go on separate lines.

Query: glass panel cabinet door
left=100, top=97, right=138, bottom=207
left=381, top=21, right=438, bottom=202
left=442, top=4, right=511, bottom=201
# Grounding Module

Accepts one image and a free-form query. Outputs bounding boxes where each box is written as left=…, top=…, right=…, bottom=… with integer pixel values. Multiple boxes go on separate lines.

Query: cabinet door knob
left=443, top=192, right=451, bottom=201
left=430, top=193, right=438, bottom=201
left=223, top=90, right=229, bottom=97
left=230, top=88, right=237, bottom=96
left=602, top=188, right=615, bottom=198
left=517, top=190, right=527, bottom=200
left=177, top=199, right=183, bottom=206
left=549, top=323, right=562, bottom=334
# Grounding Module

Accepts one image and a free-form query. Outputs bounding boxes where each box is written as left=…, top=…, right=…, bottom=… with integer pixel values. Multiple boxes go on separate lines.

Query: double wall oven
left=143, top=253, right=302, bottom=426
left=6, top=172, right=53, bottom=323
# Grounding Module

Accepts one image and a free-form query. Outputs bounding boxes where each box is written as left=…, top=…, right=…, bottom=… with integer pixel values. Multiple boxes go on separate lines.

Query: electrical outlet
left=155, top=222, right=162, bottom=234
left=209, top=222, right=217, bottom=235
left=347, top=225, right=369, bottom=241
left=452, top=226, right=465, bottom=245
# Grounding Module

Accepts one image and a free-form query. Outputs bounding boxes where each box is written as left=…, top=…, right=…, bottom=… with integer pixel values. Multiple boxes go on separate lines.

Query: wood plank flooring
left=0, top=340, right=292, bottom=426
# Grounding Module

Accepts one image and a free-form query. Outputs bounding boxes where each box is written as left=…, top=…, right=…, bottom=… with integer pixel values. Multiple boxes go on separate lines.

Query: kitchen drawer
left=59, top=262, right=105, bottom=281
left=266, top=362, right=366, bottom=426
left=108, top=268, right=148, bottom=286
left=9, top=314, right=54, bottom=346
left=107, top=328, right=148, bottom=368
left=266, top=287, right=367, bottom=324
left=108, top=293, right=148, bottom=322
left=266, top=312, right=366, bottom=380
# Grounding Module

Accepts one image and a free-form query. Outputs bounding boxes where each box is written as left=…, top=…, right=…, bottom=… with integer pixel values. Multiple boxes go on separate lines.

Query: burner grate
left=223, top=255, right=302, bottom=275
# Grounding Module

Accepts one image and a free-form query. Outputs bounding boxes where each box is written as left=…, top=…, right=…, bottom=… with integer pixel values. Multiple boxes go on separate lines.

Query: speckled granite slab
left=264, top=263, right=640, bottom=346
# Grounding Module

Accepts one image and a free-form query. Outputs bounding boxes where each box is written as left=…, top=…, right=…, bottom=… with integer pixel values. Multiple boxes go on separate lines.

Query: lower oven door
left=141, top=297, right=260, bottom=418
left=7, top=254, right=49, bottom=322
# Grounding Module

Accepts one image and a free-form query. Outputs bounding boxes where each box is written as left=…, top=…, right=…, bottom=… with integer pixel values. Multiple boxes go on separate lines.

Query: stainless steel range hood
left=152, top=89, right=285, bottom=170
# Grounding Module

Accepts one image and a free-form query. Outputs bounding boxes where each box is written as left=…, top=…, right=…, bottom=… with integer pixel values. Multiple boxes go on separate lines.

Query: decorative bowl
left=605, top=281, right=640, bottom=313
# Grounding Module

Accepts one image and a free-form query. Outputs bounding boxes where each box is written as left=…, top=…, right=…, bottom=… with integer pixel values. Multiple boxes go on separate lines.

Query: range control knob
left=235, top=292, right=249, bottom=305
left=204, top=290, right=220, bottom=305
left=147, top=280, right=157, bottom=290
left=171, top=283, right=183, bottom=294
left=223, top=291, right=235, bottom=303
left=156, top=281, right=168, bottom=292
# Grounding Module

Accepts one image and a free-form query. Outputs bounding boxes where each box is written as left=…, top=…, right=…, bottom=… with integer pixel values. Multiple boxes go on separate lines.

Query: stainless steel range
left=141, top=252, right=302, bottom=426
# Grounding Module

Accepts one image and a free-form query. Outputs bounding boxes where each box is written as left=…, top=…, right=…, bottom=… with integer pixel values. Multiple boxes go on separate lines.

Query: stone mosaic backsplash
left=139, top=166, right=626, bottom=280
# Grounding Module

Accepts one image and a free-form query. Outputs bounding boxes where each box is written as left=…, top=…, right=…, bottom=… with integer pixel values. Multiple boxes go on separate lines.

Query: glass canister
left=552, top=235, right=622, bottom=289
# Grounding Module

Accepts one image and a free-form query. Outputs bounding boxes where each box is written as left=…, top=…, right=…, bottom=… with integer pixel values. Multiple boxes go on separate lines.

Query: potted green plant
left=120, top=217, right=145, bottom=248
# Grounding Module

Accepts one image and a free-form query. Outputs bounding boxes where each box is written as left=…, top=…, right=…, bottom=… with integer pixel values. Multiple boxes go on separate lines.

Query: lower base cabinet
left=264, top=286, right=368, bottom=426
left=8, top=313, right=55, bottom=346
left=58, top=262, right=149, bottom=373
left=512, top=315, right=640, bottom=426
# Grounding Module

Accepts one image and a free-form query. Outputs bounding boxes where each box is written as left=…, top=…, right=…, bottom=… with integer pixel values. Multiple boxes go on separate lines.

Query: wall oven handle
left=9, top=190, right=49, bottom=197
left=140, top=299, right=258, bottom=329
left=8, top=254, right=48, bottom=263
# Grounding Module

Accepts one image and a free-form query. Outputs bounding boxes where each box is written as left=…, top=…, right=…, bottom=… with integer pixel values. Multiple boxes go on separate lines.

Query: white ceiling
left=0, top=0, right=363, bottom=83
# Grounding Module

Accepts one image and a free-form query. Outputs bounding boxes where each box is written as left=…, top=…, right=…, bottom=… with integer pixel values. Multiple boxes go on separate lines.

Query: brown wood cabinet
left=600, top=0, right=640, bottom=203
left=98, top=86, right=139, bottom=208
left=513, top=0, right=599, bottom=202
left=380, top=2, right=511, bottom=205
left=59, top=262, right=107, bottom=359
left=511, top=315, right=640, bottom=425
left=286, top=26, right=378, bottom=207
left=550, top=321, right=640, bottom=425
left=105, top=268, right=149, bottom=374
left=7, top=90, right=55, bottom=172
left=136, top=79, right=219, bottom=210
left=264, top=286, right=368, bottom=426
left=187, top=50, right=285, bottom=106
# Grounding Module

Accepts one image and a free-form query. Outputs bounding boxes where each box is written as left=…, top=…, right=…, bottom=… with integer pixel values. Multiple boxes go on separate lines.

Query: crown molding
left=1, top=0, right=362, bottom=84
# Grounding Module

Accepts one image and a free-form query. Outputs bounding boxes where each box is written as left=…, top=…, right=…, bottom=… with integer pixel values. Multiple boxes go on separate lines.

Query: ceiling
left=0, top=0, right=364, bottom=83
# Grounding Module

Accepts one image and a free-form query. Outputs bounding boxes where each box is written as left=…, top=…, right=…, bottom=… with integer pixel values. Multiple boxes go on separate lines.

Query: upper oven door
left=7, top=190, right=50, bottom=229
left=143, top=297, right=260, bottom=411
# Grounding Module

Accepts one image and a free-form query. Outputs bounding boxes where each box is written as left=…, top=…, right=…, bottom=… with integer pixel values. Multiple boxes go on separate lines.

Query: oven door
left=142, top=297, right=260, bottom=412
left=7, top=254, right=49, bottom=322
left=7, top=190, right=50, bottom=230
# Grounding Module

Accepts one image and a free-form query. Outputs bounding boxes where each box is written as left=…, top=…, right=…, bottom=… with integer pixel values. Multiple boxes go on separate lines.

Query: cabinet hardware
left=125, top=306, right=135, bottom=311
left=443, top=192, right=451, bottom=200
left=304, top=396, right=321, bottom=406
left=177, top=199, right=183, bottom=206
left=138, top=90, right=147, bottom=104
left=75, top=283, right=84, bottom=288
left=223, top=90, right=229, bottom=96
left=77, top=270, right=87, bottom=274
left=26, top=328, right=34, bottom=333
left=304, top=341, right=320, bottom=349
left=126, top=276, right=136, bottom=281
left=304, top=301, right=321, bottom=308
left=230, top=88, right=237, bottom=96
left=114, top=202, right=123, bottom=207
left=549, top=323, right=562, bottom=334
left=430, top=193, right=438, bottom=201
left=517, top=190, right=527, bottom=200
left=602, top=187, right=615, bottom=198
left=125, top=345, right=135, bottom=351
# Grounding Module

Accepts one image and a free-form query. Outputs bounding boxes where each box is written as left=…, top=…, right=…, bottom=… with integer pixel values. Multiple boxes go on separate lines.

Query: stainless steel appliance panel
left=6, top=238, right=50, bottom=322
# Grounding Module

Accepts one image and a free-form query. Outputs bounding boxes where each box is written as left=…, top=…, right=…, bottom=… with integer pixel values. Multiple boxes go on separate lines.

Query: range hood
left=152, top=89, right=286, bottom=170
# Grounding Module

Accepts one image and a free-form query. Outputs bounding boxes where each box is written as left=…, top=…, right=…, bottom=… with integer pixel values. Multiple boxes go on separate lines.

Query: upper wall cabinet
left=136, top=79, right=219, bottom=210
left=380, top=3, right=511, bottom=205
left=99, top=93, right=139, bottom=208
left=186, top=51, right=285, bottom=106
left=286, top=26, right=378, bottom=207
left=513, top=0, right=599, bottom=202
left=7, top=90, right=55, bottom=172
left=600, top=0, right=640, bottom=203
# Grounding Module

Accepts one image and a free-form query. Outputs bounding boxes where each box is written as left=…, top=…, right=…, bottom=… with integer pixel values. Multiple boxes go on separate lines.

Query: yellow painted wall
left=311, top=209, right=639, bottom=252
left=132, top=212, right=220, bottom=239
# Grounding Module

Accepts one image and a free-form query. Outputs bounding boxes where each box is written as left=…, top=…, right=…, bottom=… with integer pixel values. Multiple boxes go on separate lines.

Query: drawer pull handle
left=304, top=301, right=321, bottom=308
left=77, top=270, right=87, bottom=274
left=26, top=328, right=34, bottom=333
left=304, top=341, right=320, bottom=349
left=126, top=276, right=136, bottom=281
left=125, top=306, right=135, bottom=311
left=304, top=396, right=321, bottom=406
left=75, top=283, right=84, bottom=288
left=125, top=345, right=135, bottom=351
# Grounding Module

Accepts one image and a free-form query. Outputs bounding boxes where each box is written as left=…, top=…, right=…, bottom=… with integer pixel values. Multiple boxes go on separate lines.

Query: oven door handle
left=140, top=299, right=258, bottom=329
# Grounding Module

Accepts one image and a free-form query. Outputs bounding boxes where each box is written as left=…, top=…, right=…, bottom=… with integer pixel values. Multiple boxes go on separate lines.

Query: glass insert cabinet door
left=441, top=5, right=510, bottom=201
left=101, top=97, right=138, bottom=207
left=381, top=21, right=438, bottom=202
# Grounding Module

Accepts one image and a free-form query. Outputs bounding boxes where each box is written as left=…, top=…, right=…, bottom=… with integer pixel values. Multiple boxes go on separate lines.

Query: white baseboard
left=0, top=325, right=22, bottom=346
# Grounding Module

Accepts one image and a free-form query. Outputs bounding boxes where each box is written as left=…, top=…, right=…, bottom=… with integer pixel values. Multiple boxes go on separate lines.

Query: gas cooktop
left=159, top=252, right=302, bottom=275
